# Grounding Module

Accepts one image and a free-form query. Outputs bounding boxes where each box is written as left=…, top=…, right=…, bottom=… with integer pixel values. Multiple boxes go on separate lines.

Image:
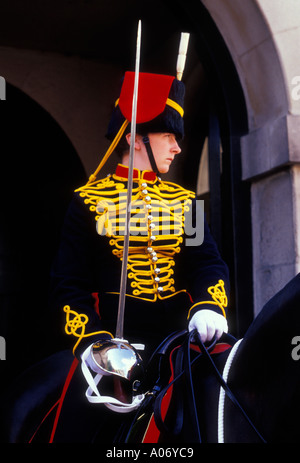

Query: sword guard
left=91, top=338, right=144, bottom=381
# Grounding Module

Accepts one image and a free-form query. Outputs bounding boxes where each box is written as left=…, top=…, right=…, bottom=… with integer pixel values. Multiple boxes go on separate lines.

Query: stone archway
left=199, top=0, right=300, bottom=315
left=169, top=0, right=299, bottom=325
left=0, top=84, right=86, bottom=391
left=201, top=0, right=290, bottom=130
left=0, top=0, right=298, bottom=334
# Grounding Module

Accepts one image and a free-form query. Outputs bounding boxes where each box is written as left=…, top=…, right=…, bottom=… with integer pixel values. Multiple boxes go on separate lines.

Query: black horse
left=1, top=274, right=300, bottom=443
left=222, top=272, right=300, bottom=443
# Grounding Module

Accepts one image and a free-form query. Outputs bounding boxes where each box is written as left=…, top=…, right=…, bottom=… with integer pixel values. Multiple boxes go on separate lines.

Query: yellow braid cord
left=166, top=98, right=184, bottom=117
left=63, top=305, right=113, bottom=355
left=86, top=119, right=129, bottom=185
left=76, top=174, right=195, bottom=301
left=106, top=289, right=189, bottom=303
left=187, top=280, right=228, bottom=319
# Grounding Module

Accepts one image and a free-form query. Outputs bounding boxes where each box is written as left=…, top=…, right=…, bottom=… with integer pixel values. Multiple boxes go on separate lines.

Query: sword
left=115, top=20, right=142, bottom=340
left=82, top=26, right=192, bottom=410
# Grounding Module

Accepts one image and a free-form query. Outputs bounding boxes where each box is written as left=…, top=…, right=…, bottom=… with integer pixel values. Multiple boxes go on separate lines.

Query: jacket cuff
left=63, top=305, right=114, bottom=357
left=187, top=279, right=228, bottom=320
left=74, top=332, right=113, bottom=359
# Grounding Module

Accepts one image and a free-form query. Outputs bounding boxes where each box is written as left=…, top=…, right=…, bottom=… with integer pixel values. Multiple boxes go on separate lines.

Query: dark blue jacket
left=50, top=165, right=230, bottom=360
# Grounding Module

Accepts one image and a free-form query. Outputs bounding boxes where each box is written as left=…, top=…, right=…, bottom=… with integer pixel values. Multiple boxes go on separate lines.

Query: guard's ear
left=125, top=133, right=142, bottom=150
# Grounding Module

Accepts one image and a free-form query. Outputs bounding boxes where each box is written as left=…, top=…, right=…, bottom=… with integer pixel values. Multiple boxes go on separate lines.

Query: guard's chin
left=158, top=165, right=170, bottom=174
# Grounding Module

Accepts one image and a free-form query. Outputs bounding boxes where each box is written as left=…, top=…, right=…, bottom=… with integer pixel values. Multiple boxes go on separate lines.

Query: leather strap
left=152, top=330, right=266, bottom=443
left=142, top=136, right=159, bottom=175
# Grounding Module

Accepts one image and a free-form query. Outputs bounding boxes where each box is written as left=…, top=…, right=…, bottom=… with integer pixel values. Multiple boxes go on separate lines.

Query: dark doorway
left=159, top=0, right=253, bottom=336
left=0, top=84, right=86, bottom=390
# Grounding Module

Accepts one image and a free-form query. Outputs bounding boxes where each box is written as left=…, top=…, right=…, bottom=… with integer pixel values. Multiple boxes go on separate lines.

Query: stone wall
left=202, top=0, right=300, bottom=314
left=0, top=46, right=122, bottom=178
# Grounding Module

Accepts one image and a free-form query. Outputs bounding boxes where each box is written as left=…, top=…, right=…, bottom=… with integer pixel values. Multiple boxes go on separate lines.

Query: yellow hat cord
left=87, top=119, right=129, bottom=185
left=166, top=98, right=184, bottom=117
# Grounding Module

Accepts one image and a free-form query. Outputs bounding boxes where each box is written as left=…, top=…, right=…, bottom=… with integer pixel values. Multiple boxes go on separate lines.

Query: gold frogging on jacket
left=76, top=170, right=195, bottom=301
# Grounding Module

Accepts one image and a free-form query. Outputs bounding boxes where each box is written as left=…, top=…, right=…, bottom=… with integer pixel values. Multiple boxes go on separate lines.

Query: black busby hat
left=83, top=31, right=190, bottom=184
left=106, top=72, right=185, bottom=141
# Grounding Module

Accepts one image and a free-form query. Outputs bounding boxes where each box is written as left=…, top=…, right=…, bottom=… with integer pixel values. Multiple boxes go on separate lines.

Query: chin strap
left=142, top=136, right=160, bottom=176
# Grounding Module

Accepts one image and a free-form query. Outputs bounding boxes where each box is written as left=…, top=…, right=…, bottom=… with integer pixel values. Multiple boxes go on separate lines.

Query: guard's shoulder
left=158, top=179, right=196, bottom=200
left=73, top=174, right=125, bottom=214
left=74, top=174, right=127, bottom=198
left=74, top=174, right=115, bottom=194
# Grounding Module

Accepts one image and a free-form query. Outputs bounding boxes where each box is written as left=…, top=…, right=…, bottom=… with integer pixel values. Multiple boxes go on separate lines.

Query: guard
left=48, top=24, right=230, bottom=442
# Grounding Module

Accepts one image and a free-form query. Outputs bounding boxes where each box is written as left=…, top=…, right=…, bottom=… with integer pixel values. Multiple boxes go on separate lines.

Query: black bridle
left=152, top=330, right=267, bottom=443
left=121, top=330, right=266, bottom=443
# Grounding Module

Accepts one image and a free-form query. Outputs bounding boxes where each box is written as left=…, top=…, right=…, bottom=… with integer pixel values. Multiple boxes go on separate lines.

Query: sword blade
left=115, top=20, right=142, bottom=340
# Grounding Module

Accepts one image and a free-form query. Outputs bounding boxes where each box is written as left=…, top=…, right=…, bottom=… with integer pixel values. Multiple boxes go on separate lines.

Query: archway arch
left=201, top=0, right=289, bottom=130
left=0, top=84, right=86, bottom=391
left=0, top=0, right=292, bottom=342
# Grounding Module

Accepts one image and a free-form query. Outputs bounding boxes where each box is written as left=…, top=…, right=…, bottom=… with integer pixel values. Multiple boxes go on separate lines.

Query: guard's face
left=148, top=133, right=181, bottom=173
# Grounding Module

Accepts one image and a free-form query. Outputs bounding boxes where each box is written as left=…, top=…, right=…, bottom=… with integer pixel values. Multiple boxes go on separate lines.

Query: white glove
left=188, top=309, right=228, bottom=343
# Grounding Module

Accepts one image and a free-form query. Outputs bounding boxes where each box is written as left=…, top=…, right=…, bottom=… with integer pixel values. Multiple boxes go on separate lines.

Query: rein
left=151, top=330, right=267, bottom=443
